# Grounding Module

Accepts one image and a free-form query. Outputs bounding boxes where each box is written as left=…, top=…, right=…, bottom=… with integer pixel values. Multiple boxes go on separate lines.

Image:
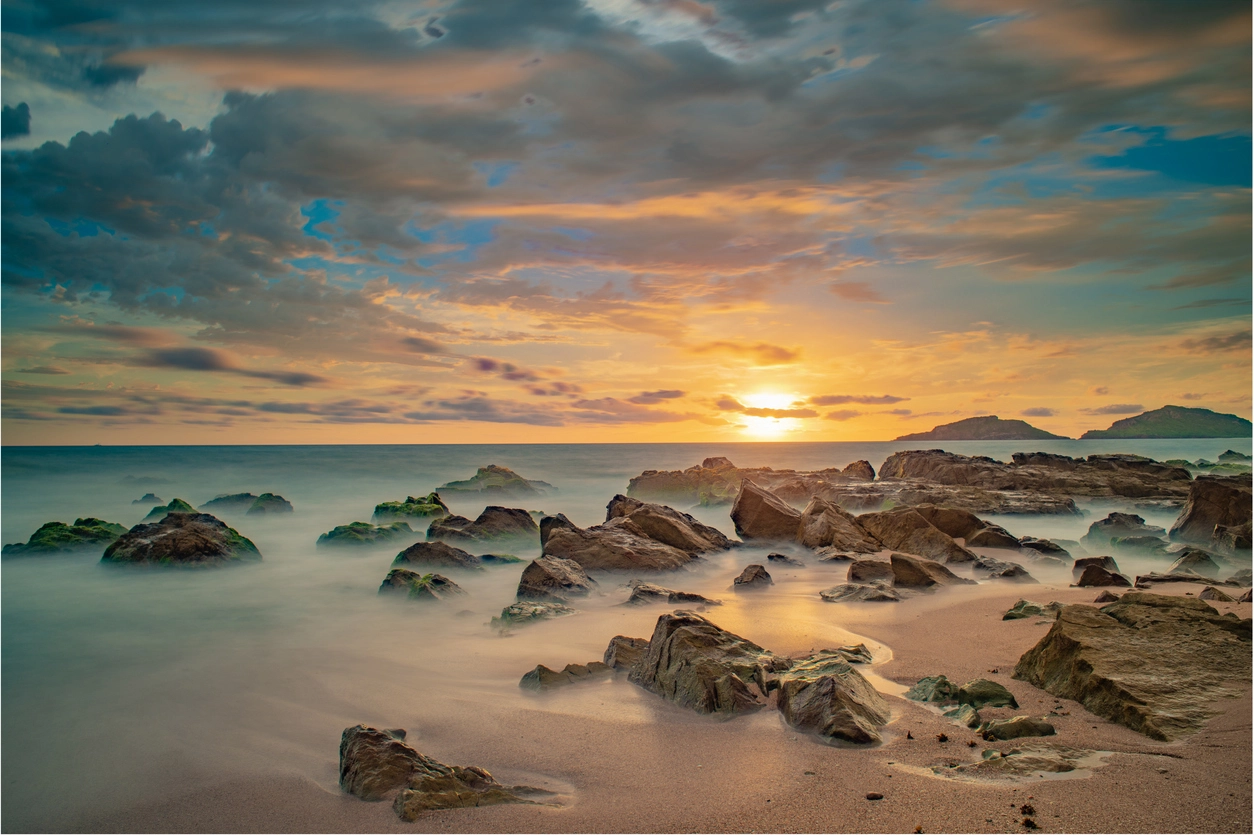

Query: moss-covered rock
left=491, top=601, right=577, bottom=629
left=318, top=521, right=415, bottom=548
left=438, top=465, right=552, bottom=498
left=246, top=493, right=293, bottom=515
left=372, top=492, right=450, bottom=523
left=378, top=569, right=466, bottom=602
left=2, top=518, right=128, bottom=556
left=142, top=498, right=196, bottom=521
left=102, top=512, right=261, bottom=567
left=199, top=493, right=259, bottom=512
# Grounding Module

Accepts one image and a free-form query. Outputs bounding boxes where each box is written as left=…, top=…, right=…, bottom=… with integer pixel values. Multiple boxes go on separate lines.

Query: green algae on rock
left=245, top=493, right=294, bottom=515
left=371, top=492, right=450, bottom=523
left=102, top=512, right=261, bottom=567
left=377, top=569, right=466, bottom=602
left=2, top=518, right=128, bottom=556
left=317, top=521, right=415, bottom=548
left=141, top=498, right=196, bottom=521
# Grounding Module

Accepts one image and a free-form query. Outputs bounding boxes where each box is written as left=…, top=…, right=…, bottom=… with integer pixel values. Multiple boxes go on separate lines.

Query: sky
left=1, top=0, right=1250, bottom=445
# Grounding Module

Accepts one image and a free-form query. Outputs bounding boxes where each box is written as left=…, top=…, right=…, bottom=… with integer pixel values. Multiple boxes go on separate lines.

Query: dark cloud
left=1, top=102, right=31, bottom=138
left=1082, top=403, right=1145, bottom=415
left=142, top=347, right=328, bottom=386
left=1021, top=407, right=1056, bottom=417
left=14, top=365, right=70, bottom=374
left=81, top=63, right=145, bottom=87
left=811, top=394, right=907, bottom=406
left=401, top=336, right=446, bottom=354
left=404, top=394, right=564, bottom=426
left=1179, top=330, right=1251, bottom=354
left=824, top=409, right=861, bottom=421
left=628, top=389, right=685, bottom=405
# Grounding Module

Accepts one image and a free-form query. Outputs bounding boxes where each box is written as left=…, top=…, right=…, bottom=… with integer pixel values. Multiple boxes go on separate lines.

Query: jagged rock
left=857, top=508, right=977, bottom=564
left=131, top=493, right=162, bottom=505
left=703, top=456, right=736, bottom=470
left=1168, top=476, right=1252, bottom=553
left=101, top=512, right=260, bottom=566
left=519, top=661, right=612, bottom=691
left=1199, top=586, right=1237, bottom=603
left=1109, top=535, right=1170, bottom=556
left=2, top=518, right=127, bottom=556
left=819, top=581, right=902, bottom=602
left=199, top=493, right=258, bottom=512
left=394, top=540, right=482, bottom=570
left=318, top=521, right=415, bottom=548
left=1081, top=513, right=1166, bottom=550
left=1240, top=589, right=1253, bottom=603
left=605, top=495, right=733, bottom=554
left=1167, top=549, right=1222, bottom=577
left=731, top=481, right=802, bottom=541
left=438, top=465, right=552, bottom=497
left=981, top=717, right=1055, bottom=741
left=491, top=601, right=577, bottom=629
left=142, top=498, right=196, bottom=521
left=1093, top=590, right=1120, bottom=603
left=843, top=460, right=876, bottom=481
left=767, top=552, right=806, bottom=566
left=1013, top=592, right=1252, bottom=740
left=428, top=507, right=540, bottom=547
left=966, top=526, right=1023, bottom=549
left=943, top=704, right=982, bottom=728
left=905, top=675, right=957, bottom=703
left=847, top=559, right=894, bottom=583
left=627, top=611, right=791, bottom=715
left=1019, top=537, right=1073, bottom=558
left=378, top=570, right=465, bottom=601
left=890, top=552, right=977, bottom=588
left=1003, top=599, right=1062, bottom=620
left=912, top=505, right=1017, bottom=549
left=972, top=555, right=1037, bottom=583
left=796, top=497, right=881, bottom=552
left=604, top=635, right=651, bottom=670
left=1074, top=565, right=1132, bottom=587
left=1213, top=521, right=1253, bottom=554
left=776, top=650, right=891, bottom=744
left=246, top=493, right=293, bottom=515
left=372, top=493, right=450, bottom=523
left=733, top=564, right=773, bottom=589
left=958, top=679, right=1018, bottom=709
left=516, top=556, right=597, bottom=602
left=540, top=513, right=694, bottom=571
left=1073, top=556, right=1121, bottom=578
left=830, top=644, right=873, bottom=664
left=624, top=582, right=721, bottom=607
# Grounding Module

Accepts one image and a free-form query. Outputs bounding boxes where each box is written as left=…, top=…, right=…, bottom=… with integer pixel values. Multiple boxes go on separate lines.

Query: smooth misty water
left=2, top=440, right=1249, bottom=830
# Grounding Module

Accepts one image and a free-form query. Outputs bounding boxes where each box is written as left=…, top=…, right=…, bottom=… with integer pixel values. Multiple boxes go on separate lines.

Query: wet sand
left=73, top=577, right=1251, bottom=834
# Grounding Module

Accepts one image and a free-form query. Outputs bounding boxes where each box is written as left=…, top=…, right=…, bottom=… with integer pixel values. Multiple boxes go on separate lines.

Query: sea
left=2, top=439, right=1249, bottom=830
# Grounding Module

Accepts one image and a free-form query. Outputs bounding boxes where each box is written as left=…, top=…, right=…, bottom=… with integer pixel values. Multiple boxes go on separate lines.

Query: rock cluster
left=372, top=493, right=450, bottom=523
left=428, top=507, right=540, bottom=547
left=101, top=512, right=261, bottom=566
left=539, top=496, right=726, bottom=571
left=2, top=517, right=127, bottom=556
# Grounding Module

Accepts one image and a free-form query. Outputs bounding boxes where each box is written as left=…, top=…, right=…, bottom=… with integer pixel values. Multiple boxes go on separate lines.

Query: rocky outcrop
left=428, top=506, right=540, bottom=547
left=142, top=498, right=196, bottom=521
left=857, top=508, right=977, bottom=563
left=516, top=556, right=597, bottom=602
left=378, top=570, right=466, bottom=602
left=1013, top=593, right=1252, bottom=740
left=605, top=495, right=733, bottom=554
left=1133, top=571, right=1242, bottom=589
left=775, top=650, right=892, bottom=744
left=1199, top=586, right=1237, bottom=603
left=394, top=541, right=482, bottom=570
left=895, top=416, right=1066, bottom=441
left=2, top=517, right=127, bottom=556
left=491, top=601, right=576, bottom=629
left=847, top=559, right=894, bottom=583
left=519, top=661, right=612, bottom=691
left=819, top=581, right=902, bottom=602
left=603, top=635, right=650, bottom=670
left=1081, top=513, right=1167, bottom=550
left=624, top=583, right=721, bottom=607
left=1168, top=476, right=1253, bottom=554
left=101, top=512, right=261, bottom=566
left=731, top=481, right=802, bottom=540
left=372, top=493, right=450, bottom=523
left=889, top=552, right=977, bottom=588
left=913, top=505, right=1020, bottom=549
left=246, top=492, right=293, bottom=515
left=733, top=564, right=773, bottom=590
left=796, top=498, right=882, bottom=552
left=438, top=465, right=553, bottom=498
left=318, top=521, right=415, bottom=548
left=1073, top=565, right=1132, bottom=587
left=540, top=513, right=694, bottom=571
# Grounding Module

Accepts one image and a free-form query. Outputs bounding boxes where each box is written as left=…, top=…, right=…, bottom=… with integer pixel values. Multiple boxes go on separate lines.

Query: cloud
left=824, top=409, right=862, bottom=421
left=14, top=366, right=70, bottom=375
left=404, top=395, right=564, bottom=426
left=690, top=341, right=800, bottom=364
left=1021, top=407, right=1056, bottom=417
left=811, top=394, right=908, bottom=406
left=628, top=389, right=686, bottom=405
left=1082, top=403, right=1145, bottom=415
left=401, top=336, right=447, bottom=354
left=142, top=347, right=328, bottom=387
left=1180, top=392, right=1205, bottom=400
left=1090, top=387, right=1110, bottom=395
left=1179, top=329, right=1251, bottom=354
left=1147, top=258, right=1250, bottom=291
left=1, top=102, right=30, bottom=139
left=885, top=408, right=912, bottom=416
left=715, top=396, right=818, bottom=418
left=829, top=281, right=888, bottom=303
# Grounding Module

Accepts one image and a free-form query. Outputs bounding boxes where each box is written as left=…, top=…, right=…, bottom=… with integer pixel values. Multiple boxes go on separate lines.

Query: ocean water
left=2, top=440, right=1249, bottom=830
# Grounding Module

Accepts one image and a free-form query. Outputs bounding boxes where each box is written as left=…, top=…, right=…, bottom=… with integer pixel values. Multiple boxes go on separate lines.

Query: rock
left=627, top=611, right=791, bottom=715
left=943, top=704, right=982, bottom=728
left=1219, top=450, right=1252, bottom=463
left=972, top=555, right=1037, bottom=583
left=830, top=644, right=873, bottom=664
left=965, top=526, right=1023, bottom=549
left=1199, top=586, right=1237, bottom=603
left=847, top=559, right=894, bottom=584
left=1133, top=570, right=1242, bottom=588
left=1002, top=599, right=1062, bottom=620
left=1229, top=569, right=1253, bottom=585
left=372, top=493, right=450, bottom=523
left=766, top=552, right=806, bottom=566
left=1072, top=556, right=1121, bottom=578
left=519, top=661, right=612, bottom=691
left=438, top=465, right=553, bottom=497
left=131, top=493, right=162, bottom=505
left=932, top=744, right=1098, bottom=779
left=776, top=650, right=892, bottom=744
left=1240, top=589, right=1253, bottom=603
left=731, top=480, right=802, bottom=541
left=1168, top=476, right=1252, bottom=552
left=2, top=518, right=127, bottom=556
left=245, top=492, right=293, bottom=515
left=199, top=493, right=258, bottom=512
left=603, top=635, right=650, bottom=670
left=702, top=456, right=736, bottom=470
left=394, top=540, right=482, bottom=570
left=733, top=564, right=773, bottom=589
left=1109, top=535, right=1170, bottom=556
left=905, top=675, right=957, bottom=703
left=1093, top=590, right=1120, bottom=603
left=981, top=717, right=1056, bottom=741
left=480, top=554, right=523, bottom=565
left=1073, top=565, right=1132, bottom=587
left=890, top=552, right=977, bottom=588
left=857, top=508, right=977, bottom=564
left=912, top=505, right=1016, bottom=549
left=491, top=601, right=577, bottom=629
left=1213, top=522, right=1253, bottom=554
left=624, top=582, right=721, bottom=607
left=604, top=495, right=733, bottom=554
left=819, top=581, right=902, bottom=602
left=318, top=521, right=415, bottom=548
left=843, top=460, right=876, bottom=481
left=1081, top=513, right=1167, bottom=550
left=957, top=679, right=1018, bottom=709
left=1019, top=537, right=1073, bottom=559
left=378, top=570, right=466, bottom=602
left=142, top=498, right=196, bottom=521
left=428, top=506, right=540, bottom=547
left=1167, top=549, right=1222, bottom=578
left=796, top=498, right=881, bottom=552
left=516, top=556, right=597, bottom=602
left=1013, top=592, right=1252, bottom=740
left=101, top=512, right=260, bottom=566
left=540, top=513, right=694, bottom=571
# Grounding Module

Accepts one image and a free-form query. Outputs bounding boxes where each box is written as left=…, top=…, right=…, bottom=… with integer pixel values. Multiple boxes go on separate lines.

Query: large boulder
left=437, top=465, right=552, bottom=498
left=627, top=611, right=791, bottom=715
left=730, top=481, right=802, bottom=541
left=2, top=518, right=127, bottom=556
left=605, top=495, right=733, bottom=554
left=912, top=505, right=1017, bottom=549
left=1169, top=476, right=1253, bottom=553
left=318, top=521, right=414, bottom=548
left=372, top=493, right=450, bottom=523
left=1081, top=513, right=1166, bottom=550
left=516, top=556, right=597, bottom=602
left=957, top=678, right=1018, bottom=709
left=603, top=635, right=650, bottom=670
left=981, top=717, right=1055, bottom=741
left=856, top=508, right=977, bottom=564
left=1072, top=556, right=1121, bottom=578
left=733, top=564, right=773, bottom=590
left=394, top=541, right=482, bottom=570
left=1074, top=565, right=1132, bottom=587
left=796, top=497, right=881, bottom=552
left=1014, top=593, right=1252, bottom=740
left=428, top=506, right=540, bottom=547
left=101, top=512, right=260, bottom=566
left=843, top=460, right=876, bottom=481
left=540, top=513, right=694, bottom=571
left=889, top=552, right=976, bottom=588
left=775, top=650, right=892, bottom=745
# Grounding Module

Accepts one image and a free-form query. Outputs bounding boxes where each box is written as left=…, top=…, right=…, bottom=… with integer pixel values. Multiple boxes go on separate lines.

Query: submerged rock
left=776, top=650, right=892, bottom=744
left=1013, top=592, right=1253, bottom=740
left=318, top=521, right=415, bottom=548
left=932, top=744, right=1099, bottom=780
left=142, top=498, right=196, bottom=521
left=1002, top=599, right=1062, bottom=621
left=438, top=465, right=552, bottom=498
left=890, top=552, right=977, bottom=588
left=245, top=492, right=293, bottom=515
left=1018, top=537, right=1072, bottom=559
left=378, top=570, right=466, bottom=602
left=1081, top=513, right=1166, bottom=550
left=733, top=564, right=773, bottom=590
left=972, top=555, right=1037, bottom=583
left=519, top=661, right=612, bottom=691
left=1109, top=535, right=1170, bottom=556
left=102, top=512, right=260, bottom=566
left=605, top=494, right=733, bottom=555
left=492, top=601, right=576, bottom=629
left=1167, top=548, right=1222, bottom=578
left=372, top=493, right=450, bottom=523
left=428, top=506, right=540, bottom=547
left=516, top=556, right=597, bottom=603
left=857, top=508, right=977, bottom=564
left=766, top=552, right=806, bottom=567
left=2, top=517, right=127, bottom=556
left=603, top=635, right=650, bottom=670
left=199, top=493, right=258, bottom=512
left=131, top=493, right=162, bottom=505
left=819, top=581, right=902, bottom=602
left=624, top=582, right=721, bottom=607
left=731, top=480, right=802, bottom=541
left=540, top=513, right=694, bottom=571
left=394, top=540, right=482, bottom=570
left=981, top=716, right=1055, bottom=741
left=957, top=679, right=1018, bottom=709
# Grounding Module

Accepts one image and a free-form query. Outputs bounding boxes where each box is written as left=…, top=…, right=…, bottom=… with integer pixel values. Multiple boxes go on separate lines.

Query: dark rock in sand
left=1018, top=537, right=1073, bottom=559
left=491, top=601, right=577, bottom=629
left=1073, top=556, right=1121, bottom=578
left=245, top=492, right=293, bottom=515
left=540, top=513, right=694, bottom=571
left=199, top=493, right=258, bottom=512
left=438, top=465, right=552, bottom=498
left=1014, top=592, right=1253, bottom=740
left=3, top=517, right=128, bottom=556
left=1073, top=565, right=1132, bottom=587
left=973, top=555, right=1037, bottom=583
left=378, top=570, right=466, bottom=602
left=776, top=649, right=892, bottom=745
left=394, top=540, right=482, bottom=571
left=957, top=678, right=1018, bottom=709
left=731, top=480, right=802, bottom=541
left=624, top=582, right=721, bottom=607
left=767, top=552, right=806, bottom=566
left=905, top=675, right=957, bottom=703
left=796, top=497, right=881, bottom=552
left=142, top=498, right=196, bottom=521
left=102, top=512, right=260, bottom=566
left=1240, top=589, right=1253, bottom=603
left=1199, top=586, right=1237, bottom=603
left=848, top=559, right=894, bottom=584
left=1081, top=513, right=1166, bottom=550
left=944, top=704, right=983, bottom=728
left=603, top=635, right=650, bottom=670
left=131, top=493, right=162, bottom=505
left=981, top=717, right=1055, bottom=741
left=1167, top=549, right=1222, bottom=578
left=519, top=661, right=612, bottom=691
left=428, top=506, right=540, bottom=547
left=857, top=508, right=977, bottom=564
left=819, top=581, right=902, bottom=602
left=627, top=611, right=791, bottom=715
left=516, top=556, right=596, bottom=602
left=318, top=521, right=415, bottom=548
left=372, top=493, right=450, bottom=523
left=890, top=552, right=977, bottom=588
left=733, top=564, right=773, bottom=589
left=1169, top=476, right=1253, bottom=553
left=1093, top=590, right=1120, bottom=603
left=1003, top=599, right=1062, bottom=620
left=605, top=494, right=733, bottom=554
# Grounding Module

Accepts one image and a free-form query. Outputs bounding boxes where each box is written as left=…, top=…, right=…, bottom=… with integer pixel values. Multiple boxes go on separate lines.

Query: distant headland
left=896, top=406, right=1252, bottom=441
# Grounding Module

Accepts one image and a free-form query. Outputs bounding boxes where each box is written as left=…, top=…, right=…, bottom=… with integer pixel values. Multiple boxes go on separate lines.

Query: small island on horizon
left=894, top=407, right=1252, bottom=442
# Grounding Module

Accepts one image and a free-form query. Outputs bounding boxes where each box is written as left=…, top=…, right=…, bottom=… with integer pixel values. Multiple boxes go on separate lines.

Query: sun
left=739, top=392, right=805, bottom=439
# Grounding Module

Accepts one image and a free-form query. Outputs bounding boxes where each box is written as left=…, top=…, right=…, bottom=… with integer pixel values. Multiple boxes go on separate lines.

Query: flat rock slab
left=1013, top=592, right=1252, bottom=741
